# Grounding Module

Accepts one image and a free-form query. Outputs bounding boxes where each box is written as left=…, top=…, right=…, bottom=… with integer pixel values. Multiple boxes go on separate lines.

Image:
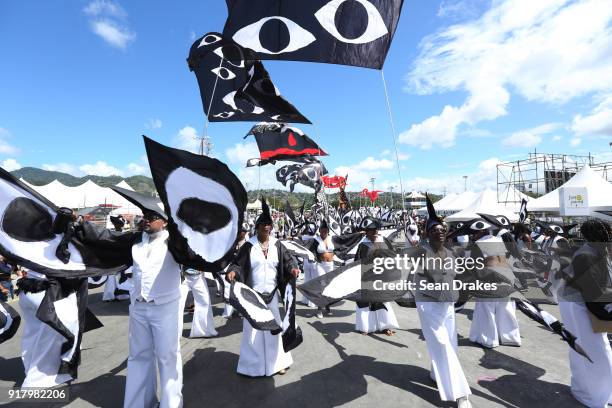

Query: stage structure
left=496, top=150, right=611, bottom=205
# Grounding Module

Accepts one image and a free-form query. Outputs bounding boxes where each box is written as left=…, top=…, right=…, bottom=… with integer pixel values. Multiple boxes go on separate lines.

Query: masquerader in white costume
left=223, top=224, right=250, bottom=319
left=17, top=270, right=73, bottom=389
left=313, top=220, right=335, bottom=318
left=181, top=267, right=218, bottom=338
left=354, top=218, right=399, bottom=336
left=469, top=233, right=521, bottom=349
left=122, top=208, right=183, bottom=408
left=226, top=199, right=300, bottom=377
left=559, top=219, right=612, bottom=408
left=415, top=195, right=472, bottom=408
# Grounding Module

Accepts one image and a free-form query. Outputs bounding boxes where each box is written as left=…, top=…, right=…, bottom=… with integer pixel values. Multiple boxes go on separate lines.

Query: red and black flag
left=246, top=123, right=327, bottom=162
left=223, top=0, right=405, bottom=69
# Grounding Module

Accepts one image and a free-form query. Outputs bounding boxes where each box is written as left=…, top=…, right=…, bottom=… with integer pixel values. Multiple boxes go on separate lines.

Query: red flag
left=322, top=175, right=346, bottom=189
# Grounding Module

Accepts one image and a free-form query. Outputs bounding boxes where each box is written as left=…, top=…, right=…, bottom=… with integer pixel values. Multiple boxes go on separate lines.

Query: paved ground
left=0, top=284, right=586, bottom=408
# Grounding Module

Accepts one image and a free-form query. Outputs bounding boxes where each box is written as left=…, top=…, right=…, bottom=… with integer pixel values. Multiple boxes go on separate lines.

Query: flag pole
left=380, top=69, right=406, bottom=212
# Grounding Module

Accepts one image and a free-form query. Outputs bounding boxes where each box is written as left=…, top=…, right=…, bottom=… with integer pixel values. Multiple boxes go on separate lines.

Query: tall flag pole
left=380, top=69, right=406, bottom=211
left=200, top=57, right=224, bottom=156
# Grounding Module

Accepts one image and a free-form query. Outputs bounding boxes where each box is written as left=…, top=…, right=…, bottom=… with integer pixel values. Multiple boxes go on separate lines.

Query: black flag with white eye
left=187, top=32, right=310, bottom=123
left=144, top=136, right=248, bottom=271
left=228, top=281, right=282, bottom=332
left=0, top=168, right=131, bottom=278
left=518, top=199, right=528, bottom=224
left=281, top=277, right=303, bottom=352
left=87, top=275, right=108, bottom=289
left=223, top=0, right=405, bottom=69
left=280, top=239, right=316, bottom=262
left=0, top=300, right=20, bottom=344
left=447, top=218, right=492, bottom=240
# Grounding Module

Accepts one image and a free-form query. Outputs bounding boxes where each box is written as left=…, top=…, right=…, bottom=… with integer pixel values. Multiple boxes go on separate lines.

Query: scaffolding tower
left=496, top=150, right=612, bottom=205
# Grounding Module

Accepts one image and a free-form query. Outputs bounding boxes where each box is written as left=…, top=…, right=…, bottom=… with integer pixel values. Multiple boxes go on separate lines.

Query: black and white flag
left=144, top=136, right=248, bottom=271
left=281, top=278, right=303, bottom=352
left=228, top=281, right=281, bottom=332
left=0, top=168, right=131, bottom=278
left=187, top=32, right=310, bottom=123
left=0, top=300, right=20, bottom=344
left=223, top=0, right=404, bottom=69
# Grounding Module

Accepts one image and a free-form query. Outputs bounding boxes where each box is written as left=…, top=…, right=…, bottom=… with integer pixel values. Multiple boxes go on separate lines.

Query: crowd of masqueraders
left=1, top=194, right=611, bottom=408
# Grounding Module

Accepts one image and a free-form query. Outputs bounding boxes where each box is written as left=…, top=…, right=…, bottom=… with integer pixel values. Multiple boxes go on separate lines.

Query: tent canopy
left=445, top=189, right=518, bottom=222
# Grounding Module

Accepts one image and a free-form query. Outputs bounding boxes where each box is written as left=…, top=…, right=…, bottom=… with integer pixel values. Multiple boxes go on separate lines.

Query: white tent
left=115, top=180, right=134, bottom=191
left=438, top=191, right=479, bottom=214
left=445, top=189, right=518, bottom=222
left=406, top=191, right=425, bottom=199
left=529, top=165, right=612, bottom=220
left=246, top=199, right=262, bottom=211
left=415, top=193, right=458, bottom=215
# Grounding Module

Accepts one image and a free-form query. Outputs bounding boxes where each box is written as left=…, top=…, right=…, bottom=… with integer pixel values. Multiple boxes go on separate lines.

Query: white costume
left=19, top=271, right=73, bottom=388
left=124, top=229, right=183, bottom=408
left=314, top=235, right=335, bottom=279
left=237, top=235, right=293, bottom=377
left=559, top=243, right=612, bottom=408
left=181, top=269, right=218, bottom=338
left=299, top=234, right=317, bottom=307
left=469, top=235, right=521, bottom=348
left=354, top=236, right=399, bottom=333
left=414, top=243, right=471, bottom=402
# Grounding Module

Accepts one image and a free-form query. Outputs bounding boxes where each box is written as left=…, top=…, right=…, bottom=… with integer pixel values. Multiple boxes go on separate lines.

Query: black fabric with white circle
left=144, top=136, right=248, bottom=271
left=0, top=168, right=132, bottom=278
left=187, top=32, right=310, bottom=123
left=228, top=281, right=281, bottom=332
left=0, top=300, right=20, bottom=344
left=223, top=0, right=404, bottom=69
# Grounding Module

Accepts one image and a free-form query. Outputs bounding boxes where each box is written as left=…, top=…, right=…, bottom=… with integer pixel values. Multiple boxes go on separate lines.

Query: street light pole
left=463, top=175, right=468, bottom=192
left=389, top=186, right=394, bottom=208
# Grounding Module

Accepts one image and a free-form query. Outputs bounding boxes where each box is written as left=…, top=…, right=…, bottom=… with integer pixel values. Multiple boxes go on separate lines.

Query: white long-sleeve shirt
left=131, top=230, right=181, bottom=305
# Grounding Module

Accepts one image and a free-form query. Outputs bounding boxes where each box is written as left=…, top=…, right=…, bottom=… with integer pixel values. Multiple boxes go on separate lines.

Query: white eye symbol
left=471, top=221, right=491, bottom=231
left=552, top=226, right=563, bottom=234
left=213, top=46, right=245, bottom=68
left=497, top=216, right=509, bottom=226
left=211, top=67, right=237, bottom=80
left=315, top=0, right=388, bottom=44
left=232, top=16, right=316, bottom=54
left=198, top=34, right=222, bottom=48
left=213, top=112, right=235, bottom=119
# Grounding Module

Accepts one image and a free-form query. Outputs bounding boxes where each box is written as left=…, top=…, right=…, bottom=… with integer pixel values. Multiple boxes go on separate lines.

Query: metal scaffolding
left=496, top=150, right=612, bottom=205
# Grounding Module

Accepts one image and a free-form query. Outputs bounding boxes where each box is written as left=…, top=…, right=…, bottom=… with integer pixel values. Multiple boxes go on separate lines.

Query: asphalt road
left=0, top=285, right=585, bottom=408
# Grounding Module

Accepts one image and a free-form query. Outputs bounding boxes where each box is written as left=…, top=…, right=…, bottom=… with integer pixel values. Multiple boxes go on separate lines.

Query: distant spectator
left=0, top=255, right=13, bottom=301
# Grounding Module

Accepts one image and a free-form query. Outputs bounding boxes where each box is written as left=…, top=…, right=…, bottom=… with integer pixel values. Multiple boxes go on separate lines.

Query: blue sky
left=0, top=0, right=611, bottom=193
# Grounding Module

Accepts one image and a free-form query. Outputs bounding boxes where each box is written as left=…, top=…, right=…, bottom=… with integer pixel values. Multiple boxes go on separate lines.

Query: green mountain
left=12, top=167, right=157, bottom=195
left=11, top=167, right=437, bottom=209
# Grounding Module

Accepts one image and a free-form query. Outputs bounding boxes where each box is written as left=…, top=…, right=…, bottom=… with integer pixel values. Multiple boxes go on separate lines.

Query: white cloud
left=403, top=0, right=612, bottom=149
left=42, top=163, right=78, bottom=174
left=437, top=0, right=489, bottom=20
left=0, top=127, right=18, bottom=155
left=571, top=95, right=612, bottom=136
left=83, top=0, right=127, bottom=19
left=502, top=123, right=560, bottom=148
left=570, top=137, right=582, bottom=147
left=84, top=1, right=135, bottom=49
left=79, top=161, right=124, bottom=177
left=226, top=141, right=259, bottom=165
left=552, top=135, right=562, bottom=142
left=126, top=162, right=146, bottom=175
left=90, top=20, right=135, bottom=49
left=1, top=158, right=21, bottom=171
left=354, top=156, right=394, bottom=171
left=145, top=118, right=162, bottom=129
left=174, top=126, right=201, bottom=153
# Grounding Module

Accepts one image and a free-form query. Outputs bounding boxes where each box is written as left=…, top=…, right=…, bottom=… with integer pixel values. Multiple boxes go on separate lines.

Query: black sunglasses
left=143, top=213, right=163, bottom=221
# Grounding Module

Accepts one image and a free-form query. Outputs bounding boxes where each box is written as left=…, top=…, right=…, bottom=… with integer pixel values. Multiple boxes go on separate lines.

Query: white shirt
left=248, top=235, right=279, bottom=293
left=131, top=230, right=181, bottom=305
left=315, top=235, right=334, bottom=253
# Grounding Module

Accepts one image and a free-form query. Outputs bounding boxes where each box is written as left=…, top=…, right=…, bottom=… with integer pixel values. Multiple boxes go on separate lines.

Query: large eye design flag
left=246, top=122, right=327, bottom=162
left=223, top=0, right=404, bottom=69
left=187, top=32, right=310, bottom=123
left=0, top=168, right=129, bottom=278
left=144, top=136, right=247, bottom=271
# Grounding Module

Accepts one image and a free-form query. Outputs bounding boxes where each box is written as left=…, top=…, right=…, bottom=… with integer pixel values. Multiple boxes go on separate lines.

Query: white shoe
left=316, top=311, right=323, bottom=319
left=456, top=396, right=472, bottom=408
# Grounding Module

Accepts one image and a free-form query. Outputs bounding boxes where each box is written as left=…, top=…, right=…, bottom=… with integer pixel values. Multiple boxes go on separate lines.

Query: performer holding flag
left=226, top=198, right=300, bottom=377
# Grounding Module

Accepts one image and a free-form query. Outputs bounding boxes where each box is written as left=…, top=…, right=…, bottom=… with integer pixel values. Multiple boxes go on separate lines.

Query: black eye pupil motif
left=240, top=287, right=267, bottom=309
left=335, top=0, right=368, bottom=40
left=473, top=222, right=484, bottom=229
left=3, top=197, right=54, bottom=242
left=260, top=19, right=290, bottom=53
left=177, top=198, right=231, bottom=234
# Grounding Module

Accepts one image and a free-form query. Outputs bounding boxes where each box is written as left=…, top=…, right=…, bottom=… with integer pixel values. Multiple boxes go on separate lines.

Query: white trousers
left=469, top=298, right=521, bottom=348
left=298, top=261, right=317, bottom=307
left=355, top=302, right=399, bottom=333
left=416, top=301, right=471, bottom=402
left=237, top=293, right=293, bottom=377
left=124, top=298, right=183, bottom=408
left=19, top=291, right=73, bottom=388
left=102, top=275, right=118, bottom=301
left=181, top=274, right=218, bottom=338
left=559, top=301, right=612, bottom=408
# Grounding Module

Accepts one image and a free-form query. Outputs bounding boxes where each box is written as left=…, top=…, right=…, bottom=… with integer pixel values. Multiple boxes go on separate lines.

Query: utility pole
left=389, top=185, right=394, bottom=208
left=463, top=175, right=468, bottom=192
